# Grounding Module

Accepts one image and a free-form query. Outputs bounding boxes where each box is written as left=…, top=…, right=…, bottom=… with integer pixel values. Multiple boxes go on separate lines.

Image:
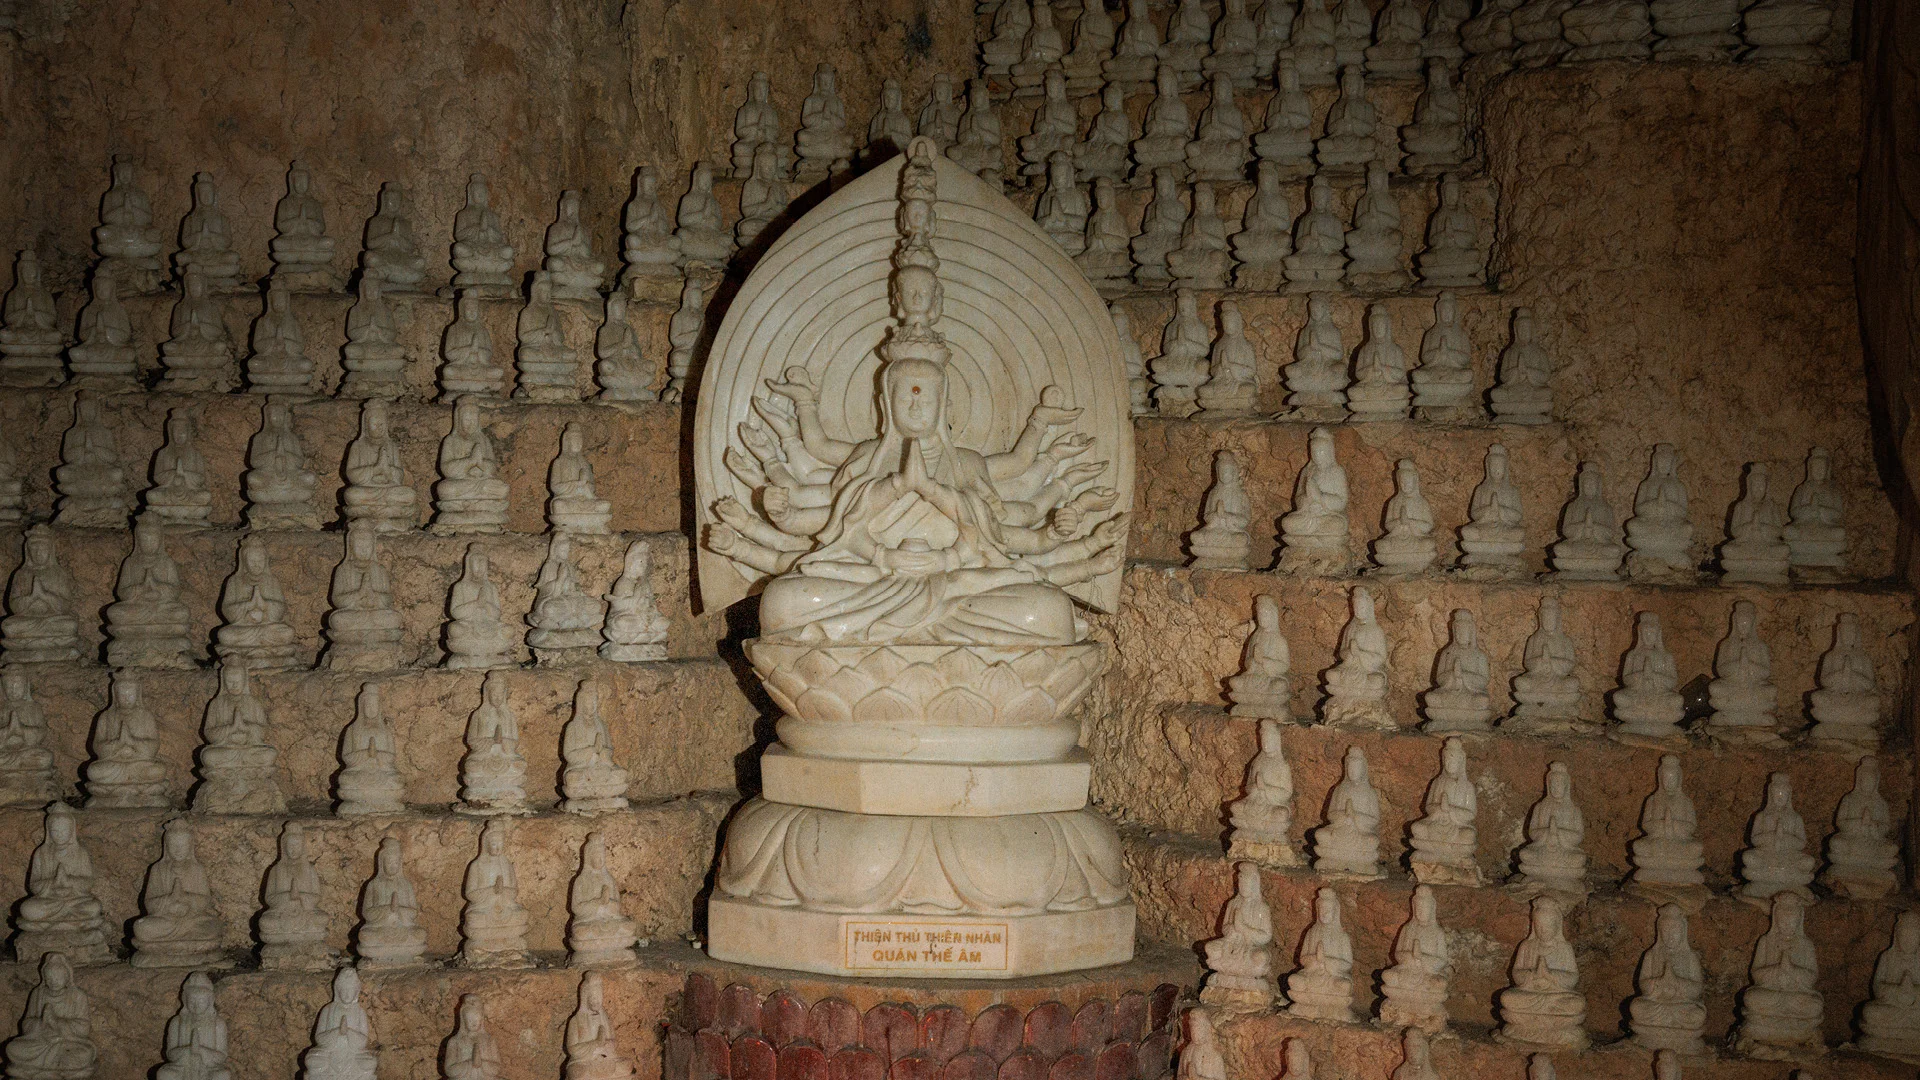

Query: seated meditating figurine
left=129, top=820, right=225, bottom=969
left=1347, top=303, right=1410, bottom=419
left=144, top=410, right=215, bottom=528
left=1498, top=897, right=1587, bottom=1050
left=1783, top=446, right=1847, bottom=578
left=439, top=294, right=502, bottom=400
left=1195, top=299, right=1256, bottom=415
left=1402, top=60, right=1468, bottom=174
left=361, top=182, right=428, bottom=291
left=459, top=672, right=528, bottom=810
left=1227, top=596, right=1290, bottom=720
left=1628, top=903, right=1707, bottom=1055
left=3, top=526, right=80, bottom=664
left=947, top=79, right=1004, bottom=185
left=1203, top=0, right=1259, bottom=86
left=1285, top=177, right=1349, bottom=289
left=794, top=65, right=854, bottom=185
left=445, top=547, right=518, bottom=671
left=452, top=173, right=517, bottom=297
left=1808, top=611, right=1879, bottom=750
left=215, top=536, right=301, bottom=669
left=1062, top=0, right=1116, bottom=92
left=864, top=81, right=911, bottom=158
left=1254, top=59, right=1316, bottom=177
left=341, top=399, right=418, bottom=532
left=1705, top=600, right=1780, bottom=746
left=549, top=424, right=612, bottom=533
left=1624, top=444, right=1693, bottom=580
left=337, top=682, right=405, bottom=815
left=1287, top=887, right=1357, bottom=1022
left=1734, top=894, right=1824, bottom=1059
left=194, top=662, right=285, bottom=814
left=1737, top=773, right=1816, bottom=908
left=595, top=294, right=653, bottom=401
left=444, top=996, right=504, bottom=1080
left=1720, top=462, right=1791, bottom=584
left=1311, top=746, right=1382, bottom=877
left=1131, top=169, right=1187, bottom=286
left=324, top=523, right=405, bottom=673
left=730, top=72, right=787, bottom=178
left=1187, top=74, right=1250, bottom=184
left=544, top=190, right=608, bottom=301
left=1858, top=910, right=1920, bottom=1061
left=1380, top=886, right=1452, bottom=1032
left=1373, top=458, right=1437, bottom=574
left=1611, top=612, right=1684, bottom=745
left=174, top=172, right=243, bottom=291
left=67, top=270, right=139, bottom=383
left=1168, top=184, right=1232, bottom=290
left=1104, top=0, right=1162, bottom=89
left=562, top=682, right=630, bottom=813
left=1161, top=0, right=1211, bottom=85
left=565, top=971, right=638, bottom=1080
left=302, top=966, right=377, bottom=1078
left=1417, top=174, right=1483, bottom=290
left=1323, top=587, right=1390, bottom=729
left=247, top=285, right=315, bottom=394
left=1626, top=755, right=1707, bottom=907
left=155, top=972, right=230, bottom=1080
left=1408, top=737, right=1481, bottom=885
left=1020, top=72, right=1076, bottom=181
left=1133, top=66, right=1193, bottom=183
left=434, top=397, right=510, bottom=534
left=1074, top=85, right=1130, bottom=186
left=1317, top=66, right=1379, bottom=175
left=1227, top=719, right=1297, bottom=866
left=528, top=532, right=606, bottom=660
left=0, top=671, right=60, bottom=808
left=1513, top=762, right=1587, bottom=901
left=1422, top=609, right=1492, bottom=732
left=601, top=538, right=672, bottom=662
left=16, top=803, right=112, bottom=966
left=1489, top=306, right=1552, bottom=423
left=258, top=822, right=332, bottom=969
left=1458, top=444, right=1526, bottom=574
left=104, top=516, right=194, bottom=669
left=1284, top=293, right=1348, bottom=420
left=1367, top=0, right=1426, bottom=77
left=1151, top=287, right=1208, bottom=415
left=0, top=249, right=62, bottom=388
left=1562, top=0, right=1652, bottom=61
left=1278, top=427, right=1351, bottom=574
left=515, top=272, right=577, bottom=401
left=569, top=831, right=640, bottom=966
left=1189, top=450, right=1252, bottom=570
left=357, top=835, right=429, bottom=965
left=159, top=268, right=237, bottom=392
left=83, top=675, right=172, bottom=808
left=1345, top=166, right=1409, bottom=291
left=1508, top=596, right=1583, bottom=734
left=271, top=160, right=338, bottom=289
left=339, top=276, right=407, bottom=398
left=95, top=155, right=165, bottom=293
left=1201, top=861, right=1276, bottom=1009
left=54, top=392, right=131, bottom=529
left=1232, top=162, right=1293, bottom=291
left=737, top=144, right=791, bottom=248
left=460, top=818, right=530, bottom=967
left=1036, top=152, right=1089, bottom=255
left=1548, top=463, right=1623, bottom=579
left=621, top=165, right=683, bottom=290
left=4, top=954, right=97, bottom=1079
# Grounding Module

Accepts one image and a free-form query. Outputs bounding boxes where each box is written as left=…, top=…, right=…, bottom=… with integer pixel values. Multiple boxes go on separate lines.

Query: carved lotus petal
left=892, top=663, right=948, bottom=709
left=865, top=648, right=913, bottom=684
left=796, top=687, right=854, bottom=727
left=850, top=687, right=917, bottom=727
left=926, top=686, right=997, bottom=728
left=979, top=665, right=1030, bottom=711
left=934, top=648, right=990, bottom=684
left=792, top=648, right=845, bottom=684
left=1001, top=687, right=1063, bottom=728
left=759, top=677, right=804, bottom=718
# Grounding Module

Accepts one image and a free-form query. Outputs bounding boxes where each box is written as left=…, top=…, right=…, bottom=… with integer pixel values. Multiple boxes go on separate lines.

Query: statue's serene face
left=888, top=361, right=944, bottom=439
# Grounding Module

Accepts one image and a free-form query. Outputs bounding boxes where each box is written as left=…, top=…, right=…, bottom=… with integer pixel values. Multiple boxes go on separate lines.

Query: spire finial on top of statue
left=885, top=137, right=946, bottom=357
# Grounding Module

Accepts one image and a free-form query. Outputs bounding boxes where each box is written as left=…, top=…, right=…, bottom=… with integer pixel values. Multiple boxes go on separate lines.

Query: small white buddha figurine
left=67, top=269, right=139, bottom=383
left=513, top=272, right=577, bottom=402
left=562, top=680, right=630, bottom=814
left=451, top=173, right=517, bottom=297
left=1104, top=0, right=1163, bottom=90
left=794, top=64, right=854, bottom=184
left=1196, top=300, right=1258, bottom=416
left=672, top=161, right=733, bottom=275
left=271, top=160, right=339, bottom=290
left=1201, top=861, right=1278, bottom=1010
left=1287, top=887, right=1357, bottom=1022
left=602, top=538, right=671, bottom=662
left=1547, top=463, right=1623, bottom=579
left=1204, top=0, right=1260, bottom=86
left=1254, top=0, right=1293, bottom=77
left=159, top=267, right=239, bottom=392
left=1380, top=886, right=1452, bottom=1032
left=619, top=166, right=682, bottom=291
left=324, top=522, right=405, bottom=672
left=1737, top=772, right=1817, bottom=908
left=1408, top=737, right=1480, bottom=884
left=1169, top=184, right=1234, bottom=291
left=54, top=392, right=131, bottom=528
left=1626, top=755, right=1708, bottom=908
left=1857, top=911, right=1920, bottom=1061
left=947, top=79, right=1005, bottom=184
left=1278, top=427, right=1352, bottom=575
left=1367, top=0, right=1428, bottom=76
left=1162, top=0, right=1212, bottom=85
left=214, top=535, right=301, bottom=668
left=1513, top=762, right=1588, bottom=901
left=130, top=819, right=225, bottom=968
left=1486, top=307, right=1553, bottom=424
left=1189, top=450, right=1253, bottom=570
left=1422, top=609, right=1492, bottom=732
left=1626, top=903, right=1707, bottom=1055
left=544, top=190, right=608, bottom=302
left=1623, top=444, right=1693, bottom=579
left=1734, top=893, right=1824, bottom=1060
left=83, top=673, right=173, bottom=808
left=444, top=546, right=519, bottom=670
left=1233, top=161, right=1294, bottom=291
left=1720, top=463, right=1791, bottom=584
left=548, top=423, right=614, bottom=534
left=981, top=0, right=1032, bottom=75
left=16, top=803, right=112, bottom=965
left=661, top=274, right=709, bottom=403
left=1284, top=293, right=1348, bottom=421
left=1132, top=169, right=1187, bottom=286
left=566, top=970, right=638, bottom=1080
left=1418, top=174, right=1484, bottom=289
left=1113, top=304, right=1152, bottom=415
left=1063, top=0, right=1118, bottom=91
left=337, top=682, right=405, bottom=815
left=439, top=294, right=504, bottom=401
left=1228, top=719, right=1299, bottom=867
left=1349, top=303, right=1411, bottom=420
left=1457, top=443, right=1527, bottom=575
left=155, top=970, right=229, bottom=1080
left=1783, top=447, right=1847, bottom=578
left=1337, top=0, right=1375, bottom=68
left=737, top=143, right=791, bottom=249
left=460, top=818, right=530, bottom=967
left=247, top=284, right=316, bottom=395
left=174, top=172, right=243, bottom=291
left=1010, top=2, right=1066, bottom=97
left=444, top=995, right=505, bottom=1080
left=1807, top=611, right=1879, bottom=751
left=528, top=531, right=606, bottom=663
left=1402, top=61, right=1469, bottom=174
left=4, top=953, right=98, bottom=1080
left=259, top=821, right=333, bottom=970
left=301, top=965, right=377, bottom=1079
left=104, top=516, right=195, bottom=669
left=3, top=526, right=81, bottom=665
left=1227, top=596, right=1291, bottom=721
left=1316, top=66, right=1379, bottom=175
left=1254, top=59, right=1317, bottom=178
left=95, top=155, right=165, bottom=292
left=1312, top=745, right=1383, bottom=878
left=1075, top=85, right=1131, bottom=189
left=594, top=294, right=653, bottom=401
left=356, top=835, right=429, bottom=965
left=433, top=397, right=510, bottom=534
left=1742, top=0, right=1832, bottom=61
left=1822, top=755, right=1901, bottom=900
left=194, top=662, right=286, bottom=814
left=569, top=830, right=640, bottom=966
left=1563, top=0, right=1653, bottom=61
left=1508, top=596, right=1583, bottom=734
left=1705, top=600, right=1780, bottom=746
left=1186, top=75, right=1250, bottom=184
left=1610, top=613, right=1686, bottom=746
left=1498, top=896, right=1587, bottom=1050
left=1021, top=72, right=1077, bottom=181
left=1036, top=153, right=1088, bottom=256
left=341, top=399, right=418, bottom=532
left=459, top=672, right=529, bottom=814
left=0, top=672, right=59, bottom=807
left=1390, top=1027, right=1439, bottom=1080
left=1323, top=587, right=1392, bottom=729
left=360, top=181, right=428, bottom=291
left=144, top=409, right=215, bottom=528
left=730, top=72, right=787, bottom=178
left=1346, top=166, right=1410, bottom=291
left=1286, top=176, right=1349, bottom=289
left=1133, top=66, right=1194, bottom=183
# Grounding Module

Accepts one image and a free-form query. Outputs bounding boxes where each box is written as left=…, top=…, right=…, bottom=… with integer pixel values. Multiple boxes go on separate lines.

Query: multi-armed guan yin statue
left=694, top=136, right=1136, bottom=977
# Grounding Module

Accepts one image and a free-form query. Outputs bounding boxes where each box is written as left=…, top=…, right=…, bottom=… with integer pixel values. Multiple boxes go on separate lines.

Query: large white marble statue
left=1324, top=587, right=1391, bottom=728
left=1169, top=184, right=1232, bottom=290
left=459, top=672, right=529, bottom=814
left=1191, top=450, right=1253, bottom=570
left=1196, top=300, right=1258, bottom=415
left=16, top=803, right=112, bottom=966
left=324, top=522, right=404, bottom=672
left=361, top=182, right=428, bottom=291
left=1705, top=599, right=1780, bottom=746
left=1287, top=887, right=1357, bottom=1022
left=549, top=423, right=613, bottom=534
left=1784, top=447, right=1847, bottom=578
left=357, top=835, right=428, bottom=965
left=620, top=166, right=682, bottom=291
left=1380, top=886, right=1452, bottom=1032
left=595, top=294, right=654, bottom=401
left=259, top=821, right=333, bottom=970
left=514, top=272, right=577, bottom=402
left=159, top=268, right=238, bottom=392
left=569, top=831, right=639, bottom=966
left=1422, top=609, right=1492, bottom=732
left=300, top=966, right=376, bottom=1080
left=1153, top=287, right=1209, bottom=415
left=1408, top=737, right=1480, bottom=884
left=1624, top=444, right=1693, bottom=579
left=566, top=971, right=637, bottom=1080
left=1610, top=613, right=1685, bottom=745
left=105, top=516, right=195, bottom=669
left=55, top=393, right=131, bottom=528
left=1255, top=60, right=1317, bottom=178
left=194, top=663, right=285, bottom=814
left=1228, top=596, right=1292, bottom=720
left=1720, top=463, right=1791, bottom=584
left=1278, top=427, right=1352, bottom=574
left=1133, top=170, right=1187, bottom=287
left=3, top=526, right=81, bottom=665
left=247, top=285, right=315, bottom=394
left=544, top=190, right=608, bottom=301
left=433, top=398, right=510, bottom=534
left=674, top=161, right=733, bottom=273
left=528, top=531, right=605, bottom=662
left=1285, top=293, right=1348, bottom=421
left=0, top=672, right=60, bottom=807
left=174, top=172, right=243, bottom=291
left=1229, top=718, right=1299, bottom=867
left=155, top=971, right=230, bottom=1080
left=341, top=399, right=418, bottom=532
left=439, top=295, right=504, bottom=401
left=948, top=79, right=1004, bottom=184
left=1418, top=174, right=1483, bottom=289
left=144, top=411, right=215, bottom=528
left=4, top=954, right=97, bottom=1080
left=337, top=681, right=405, bottom=815
left=0, top=251, right=65, bottom=388
left=1858, top=911, right=1920, bottom=1062
left=1287, top=176, right=1349, bottom=289
left=130, top=819, right=225, bottom=968
left=445, top=547, right=518, bottom=670
left=1313, top=746, right=1383, bottom=878
left=561, top=680, right=629, bottom=814
left=795, top=64, right=854, bottom=184
left=601, top=538, right=671, bottom=662
left=1403, top=61, right=1469, bottom=174
left=661, top=275, right=709, bottom=403
left=1373, top=459, right=1438, bottom=575
left=1498, top=896, right=1587, bottom=1050
left=1458, top=444, right=1526, bottom=574
left=1508, top=597, right=1583, bottom=734
left=731, top=72, right=787, bottom=178
left=67, top=271, right=138, bottom=383
left=215, top=536, right=300, bottom=669
left=1202, top=861, right=1278, bottom=1010
left=1738, top=772, right=1816, bottom=908
left=83, top=673, right=172, bottom=808
left=1346, top=167, right=1409, bottom=291
left=1734, top=894, right=1824, bottom=1060
left=95, top=155, right=165, bottom=292
left=444, top=996, right=504, bottom=1080
left=271, top=160, right=338, bottom=290
left=451, top=173, right=517, bottom=297
left=1233, top=162, right=1293, bottom=291
left=1513, top=762, right=1588, bottom=901
left=1105, top=0, right=1163, bottom=89
left=1823, top=755, right=1900, bottom=900
left=1627, top=755, right=1708, bottom=907
left=1628, top=903, right=1707, bottom=1055
left=1807, top=611, right=1879, bottom=750
left=460, top=818, right=530, bottom=967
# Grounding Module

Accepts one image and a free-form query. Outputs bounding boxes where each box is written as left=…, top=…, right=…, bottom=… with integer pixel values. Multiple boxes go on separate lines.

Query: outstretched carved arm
left=713, top=497, right=813, bottom=552
left=766, top=367, right=855, bottom=467
left=706, top=523, right=803, bottom=576
left=764, top=485, right=831, bottom=534
left=988, top=387, right=1083, bottom=481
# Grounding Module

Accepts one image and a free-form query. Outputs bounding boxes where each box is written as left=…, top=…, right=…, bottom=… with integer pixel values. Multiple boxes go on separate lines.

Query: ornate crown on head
left=880, top=137, right=948, bottom=366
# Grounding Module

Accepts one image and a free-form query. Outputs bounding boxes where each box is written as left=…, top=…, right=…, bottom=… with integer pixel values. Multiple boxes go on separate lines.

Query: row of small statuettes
left=1201, top=734, right=1913, bottom=1066
left=1188, top=432, right=1852, bottom=583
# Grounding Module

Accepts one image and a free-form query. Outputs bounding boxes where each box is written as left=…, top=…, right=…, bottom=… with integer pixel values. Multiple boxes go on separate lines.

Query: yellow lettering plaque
left=843, top=919, right=1011, bottom=972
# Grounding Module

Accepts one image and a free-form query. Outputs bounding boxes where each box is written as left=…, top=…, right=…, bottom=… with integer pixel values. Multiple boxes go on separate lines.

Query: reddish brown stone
left=1021, top=1001, right=1073, bottom=1062
left=1133, top=1031, right=1171, bottom=1080
left=831, top=1046, right=887, bottom=1080
left=996, top=1049, right=1048, bottom=1080
left=939, top=1051, right=999, bottom=1080
left=1109, top=993, right=1147, bottom=1045
left=779, top=1041, right=830, bottom=1080
left=891, top=1052, right=940, bottom=1080
left=668, top=1027, right=696, bottom=1080
left=1092, top=1044, right=1135, bottom=1080
left=1070, top=1000, right=1110, bottom=1053
left=732, top=1036, right=778, bottom=1080
left=1048, top=1052, right=1094, bottom=1080
left=766, top=990, right=810, bottom=1048
left=968, top=1004, right=1024, bottom=1063
left=864, top=1001, right=920, bottom=1062
left=1146, top=986, right=1178, bottom=1034
left=810, top=998, right=862, bottom=1053
left=723, top=983, right=765, bottom=1037
left=695, top=1028, right=732, bottom=1080
left=687, top=972, right=721, bottom=1031
left=921, top=1004, right=972, bottom=1064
